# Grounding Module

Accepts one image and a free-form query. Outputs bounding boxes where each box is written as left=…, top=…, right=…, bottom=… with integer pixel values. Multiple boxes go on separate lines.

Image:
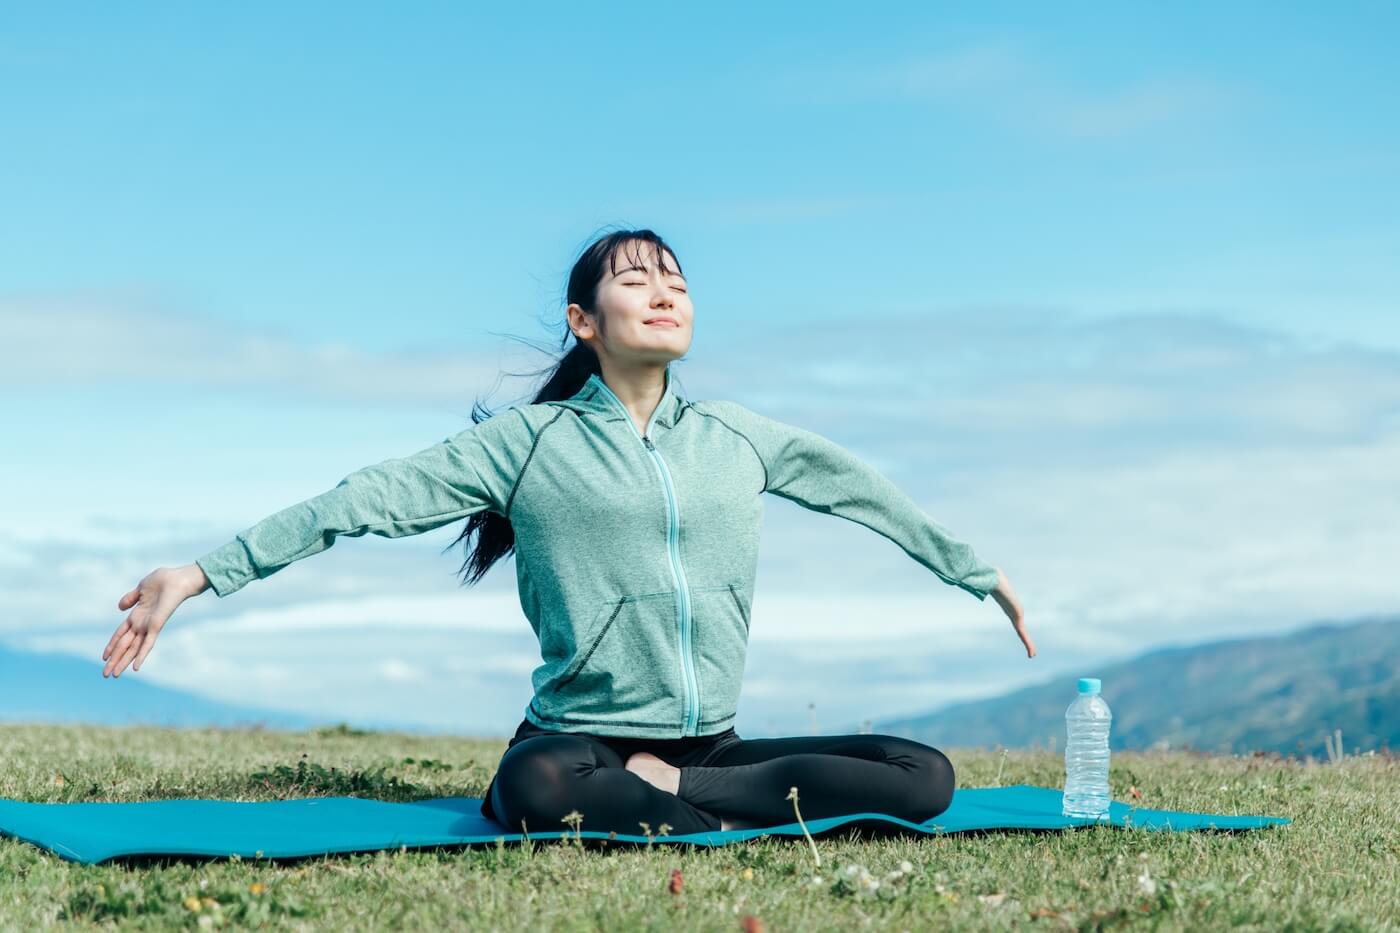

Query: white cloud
left=766, top=36, right=1241, bottom=141
left=378, top=658, right=427, bottom=683
left=0, top=290, right=516, bottom=406
left=190, top=591, right=526, bottom=636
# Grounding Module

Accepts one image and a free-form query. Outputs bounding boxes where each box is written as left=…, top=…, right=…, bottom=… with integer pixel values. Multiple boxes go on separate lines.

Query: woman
left=101, top=228, right=1035, bottom=837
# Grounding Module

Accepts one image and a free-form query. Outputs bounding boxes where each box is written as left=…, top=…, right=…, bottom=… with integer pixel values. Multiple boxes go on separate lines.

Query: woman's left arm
left=709, top=401, right=1037, bottom=656
left=710, top=401, right=1001, bottom=601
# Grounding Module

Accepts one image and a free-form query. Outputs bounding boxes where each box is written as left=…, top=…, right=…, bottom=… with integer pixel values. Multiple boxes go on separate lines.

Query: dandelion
left=561, top=809, right=584, bottom=846
left=1137, top=868, right=1157, bottom=896
left=740, top=867, right=754, bottom=881
left=183, top=896, right=203, bottom=912
left=833, top=863, right=883, bottom=898
left=786, top=786, right=821, bottom=868
left=248, top=882, right=265, bottom=895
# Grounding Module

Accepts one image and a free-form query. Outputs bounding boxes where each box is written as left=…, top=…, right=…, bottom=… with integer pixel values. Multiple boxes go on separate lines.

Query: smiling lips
left=644, top=317, right=680, bottom=326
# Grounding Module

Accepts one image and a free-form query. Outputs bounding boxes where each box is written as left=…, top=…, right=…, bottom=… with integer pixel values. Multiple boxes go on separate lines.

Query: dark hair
left=444, top=227, right=686, bottom=586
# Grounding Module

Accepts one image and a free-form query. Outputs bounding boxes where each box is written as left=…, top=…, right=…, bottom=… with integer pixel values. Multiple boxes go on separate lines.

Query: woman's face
left=572, top=243, right=693, bottom=366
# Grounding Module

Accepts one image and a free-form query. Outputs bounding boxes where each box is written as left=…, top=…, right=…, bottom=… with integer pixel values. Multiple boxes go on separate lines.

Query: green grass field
left=1, top=723, right=1395, bottom=930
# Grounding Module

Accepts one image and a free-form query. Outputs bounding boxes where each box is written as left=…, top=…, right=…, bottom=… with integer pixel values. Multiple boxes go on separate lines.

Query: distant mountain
left=868, top=616, right=1400, bottom=759
left=0, top=643, right=327, bottom=731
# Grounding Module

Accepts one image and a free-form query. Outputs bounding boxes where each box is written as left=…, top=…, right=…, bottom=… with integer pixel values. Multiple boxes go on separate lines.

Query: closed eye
left=624, top=281, right=687, bottom=293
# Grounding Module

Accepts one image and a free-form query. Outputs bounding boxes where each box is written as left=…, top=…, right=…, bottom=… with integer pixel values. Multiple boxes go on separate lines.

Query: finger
left=118, top=587, right=140, bottom=610
left=1012, top=619, right=1035, bottom=657
left=102, top=618, right=131, bottom=661
left=104, top=630, right=137, bottom=677
left=133, top=629, right=159, bottom=671
left=103, top=629, right=128, bottom=673
left=110, top=639, right=139, bottom=677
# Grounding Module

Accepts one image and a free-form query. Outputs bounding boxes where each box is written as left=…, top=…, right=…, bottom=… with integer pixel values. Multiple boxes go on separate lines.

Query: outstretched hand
left=102, top=564, right=208, bottom=678
left=989, top=567, right=1035, bottom=658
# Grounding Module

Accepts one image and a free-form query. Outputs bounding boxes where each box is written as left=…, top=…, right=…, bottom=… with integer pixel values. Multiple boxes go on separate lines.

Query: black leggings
left=480, top=718, right=956, bottom=836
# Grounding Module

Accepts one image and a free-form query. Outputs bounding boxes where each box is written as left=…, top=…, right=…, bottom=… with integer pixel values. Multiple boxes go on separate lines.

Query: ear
left=565, top=303, right=595, bottom=340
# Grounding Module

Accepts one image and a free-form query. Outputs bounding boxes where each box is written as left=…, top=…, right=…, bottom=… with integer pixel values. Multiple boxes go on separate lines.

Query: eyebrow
left=615, top=264, right=685, bottom=280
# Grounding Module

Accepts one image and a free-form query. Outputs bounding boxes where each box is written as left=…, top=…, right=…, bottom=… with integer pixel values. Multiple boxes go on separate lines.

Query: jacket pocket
left=541, top=590, right=682, bottom=719
left=554, top=596, right=627, bottom=691
left=726, top=582, right=751, bottom=636
left=688, top=583, right=752, bottom=729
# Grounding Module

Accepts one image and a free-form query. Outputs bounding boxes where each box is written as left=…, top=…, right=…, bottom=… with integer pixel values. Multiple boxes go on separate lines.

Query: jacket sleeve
left=714, top=401, right=1000, bottom=601
left=194, top=409, right=530, bottom=598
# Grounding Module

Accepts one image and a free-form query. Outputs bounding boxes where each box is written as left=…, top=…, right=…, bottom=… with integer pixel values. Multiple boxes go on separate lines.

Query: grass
left=1, top=723, right=1396, bottom=931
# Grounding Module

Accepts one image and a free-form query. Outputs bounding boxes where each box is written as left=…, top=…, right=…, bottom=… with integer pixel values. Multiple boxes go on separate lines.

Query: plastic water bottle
left=1062, top=677, right=1112, bottom=819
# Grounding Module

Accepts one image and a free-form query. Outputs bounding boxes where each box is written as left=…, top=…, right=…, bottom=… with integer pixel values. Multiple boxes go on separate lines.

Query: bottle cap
left=1077, top=677, right=1101, bottom=695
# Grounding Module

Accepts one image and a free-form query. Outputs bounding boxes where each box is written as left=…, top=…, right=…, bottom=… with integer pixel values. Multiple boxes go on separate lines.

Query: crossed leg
left=489, top=729, right=955, bottom=837
left=489, top=732, right=724, bottom=836
left=674, top=732, right=955, bottom=828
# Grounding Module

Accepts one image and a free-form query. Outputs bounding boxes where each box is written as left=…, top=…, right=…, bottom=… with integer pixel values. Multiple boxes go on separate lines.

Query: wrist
left=180, top=562, right=211, bottom=597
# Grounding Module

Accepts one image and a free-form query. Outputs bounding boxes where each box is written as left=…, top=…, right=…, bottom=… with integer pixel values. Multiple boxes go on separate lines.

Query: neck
left=596, top=362, right=669, bottom=434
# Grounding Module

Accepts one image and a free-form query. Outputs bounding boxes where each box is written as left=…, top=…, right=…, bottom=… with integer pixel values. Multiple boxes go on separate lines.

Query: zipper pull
left=643, top=435, right=655, bottom=450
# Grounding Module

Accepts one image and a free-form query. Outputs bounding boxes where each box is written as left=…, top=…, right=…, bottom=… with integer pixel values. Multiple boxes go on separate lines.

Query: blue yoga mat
left=0, top=784, right=1290, bottom=865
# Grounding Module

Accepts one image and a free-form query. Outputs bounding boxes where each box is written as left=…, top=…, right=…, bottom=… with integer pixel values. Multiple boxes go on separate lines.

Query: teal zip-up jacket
left=195, top=364, right=1000, bottom=739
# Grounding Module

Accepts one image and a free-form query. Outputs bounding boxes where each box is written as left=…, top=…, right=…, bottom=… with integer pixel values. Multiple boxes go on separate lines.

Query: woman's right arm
left=196, top=409, right=532, bottom=598
left=101, top=410, right=532, bottom=678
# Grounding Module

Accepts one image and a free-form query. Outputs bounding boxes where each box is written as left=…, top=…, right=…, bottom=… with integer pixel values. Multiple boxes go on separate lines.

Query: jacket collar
left=556, top=365, right=687, bottom=430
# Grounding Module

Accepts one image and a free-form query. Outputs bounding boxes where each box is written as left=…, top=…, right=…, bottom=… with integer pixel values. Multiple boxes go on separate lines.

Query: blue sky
left=2, top=3, right=1397, bottom=737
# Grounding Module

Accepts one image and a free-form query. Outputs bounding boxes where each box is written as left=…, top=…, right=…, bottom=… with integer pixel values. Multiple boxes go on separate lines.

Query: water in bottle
left=1062, top=676, right=1112, bottom=819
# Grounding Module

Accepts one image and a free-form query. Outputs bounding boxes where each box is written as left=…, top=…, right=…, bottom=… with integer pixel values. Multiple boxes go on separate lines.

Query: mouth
left=644, top=318, right=680, bottom=327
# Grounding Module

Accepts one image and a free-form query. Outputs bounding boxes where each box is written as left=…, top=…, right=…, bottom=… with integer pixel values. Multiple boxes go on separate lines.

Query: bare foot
left=624, top=751, right=680, bottom=795
left=625, top=752, right=747, bottom=831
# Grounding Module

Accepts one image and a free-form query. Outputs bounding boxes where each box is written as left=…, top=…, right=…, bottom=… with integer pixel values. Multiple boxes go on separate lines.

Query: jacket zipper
left=594, top=380, right=701, bottom=736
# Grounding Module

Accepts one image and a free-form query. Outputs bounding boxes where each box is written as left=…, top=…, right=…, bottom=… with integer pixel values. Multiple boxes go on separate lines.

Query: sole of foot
left=624, top=751, right=680, bottom=795
left=624, top=752, right=760, bottom=832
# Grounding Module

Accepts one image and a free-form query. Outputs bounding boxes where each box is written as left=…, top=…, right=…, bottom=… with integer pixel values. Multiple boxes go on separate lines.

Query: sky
left=2, top=2, right=1397, bottom=738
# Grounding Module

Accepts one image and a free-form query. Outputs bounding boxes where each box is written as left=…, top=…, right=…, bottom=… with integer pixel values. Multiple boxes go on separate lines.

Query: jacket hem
left=525, top=701, right=736, bottom=739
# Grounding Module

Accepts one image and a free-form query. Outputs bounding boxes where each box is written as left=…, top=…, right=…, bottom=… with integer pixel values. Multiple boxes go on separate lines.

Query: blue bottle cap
left=1077, top=677, right=1101, bottom=695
